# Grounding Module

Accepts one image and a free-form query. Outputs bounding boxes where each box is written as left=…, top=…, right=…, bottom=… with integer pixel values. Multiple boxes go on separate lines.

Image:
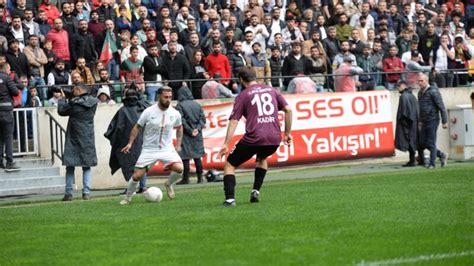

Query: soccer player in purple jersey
left=218, top=67, right=293, bottom=207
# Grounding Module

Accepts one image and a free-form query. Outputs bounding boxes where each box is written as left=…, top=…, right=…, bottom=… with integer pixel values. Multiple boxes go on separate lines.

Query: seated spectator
left=97, top=87, right=116, bottom=105
left=201, top=78, right=237, bottom=99
left=287, top=72, right=317, bottom=94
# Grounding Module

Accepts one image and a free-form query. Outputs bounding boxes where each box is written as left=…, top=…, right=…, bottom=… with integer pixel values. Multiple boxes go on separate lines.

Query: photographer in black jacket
left=0, top=63, right=20, bottom=172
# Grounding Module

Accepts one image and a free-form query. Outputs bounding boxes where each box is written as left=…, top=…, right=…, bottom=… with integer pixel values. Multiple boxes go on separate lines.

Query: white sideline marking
left=356, top=251, right=474, bottom=266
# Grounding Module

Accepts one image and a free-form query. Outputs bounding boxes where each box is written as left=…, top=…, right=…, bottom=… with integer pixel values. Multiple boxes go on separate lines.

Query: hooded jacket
left=58, top=93, right=98, bottom=167
left=175, top=87, right=206, bottom=160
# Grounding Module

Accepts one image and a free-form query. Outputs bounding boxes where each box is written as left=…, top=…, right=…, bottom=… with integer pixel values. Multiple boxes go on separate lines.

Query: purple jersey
left=229, top=84, right=288, bottom=146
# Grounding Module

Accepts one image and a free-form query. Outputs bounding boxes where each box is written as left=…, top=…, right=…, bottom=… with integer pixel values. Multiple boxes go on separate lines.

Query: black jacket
left=5, top=50, right=30, bottom=78
left=0, top=72, right=19, bottom=111
left=104, top=96, right=149, bottom=179
left=269, top=56, right=283, bottom=87
left=142, top=55, right=165, bottom=82
left=282, top=53, right=308, bottom=86
left=227, top=52, right=246, bottom=77
left=70, top=30, right=98, bottom=63
left=161, top=52, right=191, bottom=88
left=418, top=84, right=447, bottom=124
left=395, top=88, right=419, bottom=152
left=58, top=93, right=98, bottom=167
left=176, top=86, right=206, bottom=160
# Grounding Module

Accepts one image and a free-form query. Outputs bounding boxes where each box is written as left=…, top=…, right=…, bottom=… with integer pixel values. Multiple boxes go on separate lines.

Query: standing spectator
left=303, top=30, right=325, bottom=58
left=204, top=42, right=231, bottom=85
left=48, top=86, right=63, bottom=106
left=60, top=2, right=79, bottom=37
left=23, top=9, right=44, bottom=42
left=245, top=0, right=264, bottom=21
left=38, top=0, right=60, bottom=26
left=356, top=45, right=376, bottom=91
left=47, top=18, right=70, bottom=70
left=161, top=41, right=191, bottom=99
left=42, top=39, right=57, bottom=78
left=184, top=32, right=201, bottom=63
left=142, top=44, right=164, bottom=102
left=72, top=57, right=95, bottom=85
left=281, top=16, right=304, bottom=48
left=23, top=35, right=48, bottom=100
left=179, top=18, right=198, bottom=46
left=160, top=30, right=185, bottom=56
left=120, top=46, right=143, bottom=84
left=453, top=35, right=472, bottom=86
left=58, top=84, right=98, bottom=201
left=417, top=74, right=448, bottom=169
left=282, top=42, right=308, bottom=87
left=189, top=50, right=208, bottom=99
left=36, top=9, right=52, bottom=36
left=383, top=45, right=404, bottom=90
left=100, top=19, right=120, bottom=81
left=334, top=56, right=363, bottom=92
left=97, top=0, right=116, bottom=23
left=104, top=89, right=149, bottom=195
left=333, top=40, right=357, bottom=69
left=335, top=13, right=352, bottom=42
left=223, top=27, right=236, bottom=54
left=228, top=15, right=243, bottom=41
left=115, top=5, right=132, bottom=32
left=349, top=29, right=364, bottom=58
left=241, top=30, right=255, bottom=57
left=70, top=19, right=98, bottom=68
left=227, top=41, right=246, bottom=92
left=11, top=0, right=27, bottom=19
left=394, top=80, right=419, bottom=167
left=322, top=26, right=340, bottom=64
left=74, top=1, right=90, bottom=22
left=419, top=23, right=439, bottom=64
left=6, top=15, right=29, bottom=51
left=121, top=35, right=147, bottom=62
left=175, top=86, right=206, bottom=185
left=6, top=39, right=30, bottom=79
left=88, top=11, right=106, bottom=53
left=245, top=14, right=270, bottom=51
left=432, top=34, right=455, bottom=88
left=306, top=45, right=327, bottom=92
left=201, top=29, right=225, bottom=56
left=136, top=19, right=154, bottom=45
left=217, top=67, right=292, bottom=206
left=268, top=46, right=283, bottom=88
left=246, top=42, right=271, bottom=85
left=0, top=63, right=20, bottom=172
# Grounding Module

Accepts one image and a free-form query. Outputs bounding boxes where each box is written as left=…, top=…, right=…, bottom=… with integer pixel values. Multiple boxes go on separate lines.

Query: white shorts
left=135, top=149, right=182, bottom=170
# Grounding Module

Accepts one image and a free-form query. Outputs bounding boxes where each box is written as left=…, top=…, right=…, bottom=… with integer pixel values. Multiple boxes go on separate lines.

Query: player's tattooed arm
left=121, top=124, right=142, bottom=153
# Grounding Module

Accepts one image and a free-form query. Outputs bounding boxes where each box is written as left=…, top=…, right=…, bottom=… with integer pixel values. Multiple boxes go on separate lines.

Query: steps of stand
left=0, top=157, right=64, bottom=197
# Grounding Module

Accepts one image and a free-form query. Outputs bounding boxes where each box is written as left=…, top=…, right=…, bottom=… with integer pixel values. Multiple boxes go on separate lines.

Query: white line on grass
left=356, top=251, right=474, bottom=266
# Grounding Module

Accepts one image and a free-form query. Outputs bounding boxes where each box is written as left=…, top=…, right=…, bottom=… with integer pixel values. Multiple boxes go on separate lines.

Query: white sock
left=168, top=171, right=182, bottom=185
left=251, top=189, right=259, bottom=195
left=225, top=199, right=235, bottom=203
left=126, top=179, right=139, bottom=200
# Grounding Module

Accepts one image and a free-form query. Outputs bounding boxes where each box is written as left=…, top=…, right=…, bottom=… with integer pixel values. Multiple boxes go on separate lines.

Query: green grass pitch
left=1, top=164, right=473, bottom=265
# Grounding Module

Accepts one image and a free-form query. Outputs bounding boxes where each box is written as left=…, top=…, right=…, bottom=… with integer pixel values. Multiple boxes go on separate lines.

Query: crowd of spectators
left=0, top=0, right=473, bottom=105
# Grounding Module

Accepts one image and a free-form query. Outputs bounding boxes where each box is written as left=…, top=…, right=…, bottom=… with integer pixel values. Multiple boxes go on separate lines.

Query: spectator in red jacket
left=204, top=42, right=231, bottom=85
left=38, top=0, right=60, bottom=26
left=383, top=45, right=404, bottom=90
left=46, top=18, right=70, bottom=70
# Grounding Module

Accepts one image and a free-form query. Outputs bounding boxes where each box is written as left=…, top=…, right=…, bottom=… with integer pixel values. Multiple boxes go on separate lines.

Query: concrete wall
left=37, top=87, right=474, bottom=189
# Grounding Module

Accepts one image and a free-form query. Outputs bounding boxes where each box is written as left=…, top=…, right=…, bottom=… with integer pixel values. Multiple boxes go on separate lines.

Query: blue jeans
left=145, top=85, right=160, bottom=102
left=418, top=119, right=444, bottom=167
left=65, top=166, right=91, bottom=196
left=108, top=59, right=119, bottom=81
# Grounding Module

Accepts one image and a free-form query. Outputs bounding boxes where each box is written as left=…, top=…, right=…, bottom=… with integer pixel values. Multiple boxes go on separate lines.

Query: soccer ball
left=144, top=187, right=163, bottom=202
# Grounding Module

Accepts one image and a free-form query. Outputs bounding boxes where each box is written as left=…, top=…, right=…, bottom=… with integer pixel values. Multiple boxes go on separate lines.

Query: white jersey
left=137, top=105, right=182, bottom=152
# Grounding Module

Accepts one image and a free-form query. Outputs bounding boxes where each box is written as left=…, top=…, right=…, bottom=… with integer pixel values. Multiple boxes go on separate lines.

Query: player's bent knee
left=171, top=163, right=184, bottom=174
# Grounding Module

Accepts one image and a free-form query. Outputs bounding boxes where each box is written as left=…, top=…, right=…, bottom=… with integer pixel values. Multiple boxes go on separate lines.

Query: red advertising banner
left=149, top=91, right=394, bottom=174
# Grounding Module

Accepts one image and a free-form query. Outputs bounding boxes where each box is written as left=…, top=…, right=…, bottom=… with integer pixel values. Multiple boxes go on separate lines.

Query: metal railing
left=45, top=110, right=66, bottom=164
left=12, top=108, right=39, bottom=156
left=35, top=67, right=474, bottom=99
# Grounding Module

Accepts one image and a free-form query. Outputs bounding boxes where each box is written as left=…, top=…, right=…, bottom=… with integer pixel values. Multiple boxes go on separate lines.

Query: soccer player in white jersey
left=120, top=86, right=184, bottom=205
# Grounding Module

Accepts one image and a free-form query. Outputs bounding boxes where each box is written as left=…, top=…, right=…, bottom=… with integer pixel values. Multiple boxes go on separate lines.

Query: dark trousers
left=182, top=158, right=203, bottom=179
left=418, top=119, right=444, bottom=166
left=0, top=111, right=14, bottom=163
